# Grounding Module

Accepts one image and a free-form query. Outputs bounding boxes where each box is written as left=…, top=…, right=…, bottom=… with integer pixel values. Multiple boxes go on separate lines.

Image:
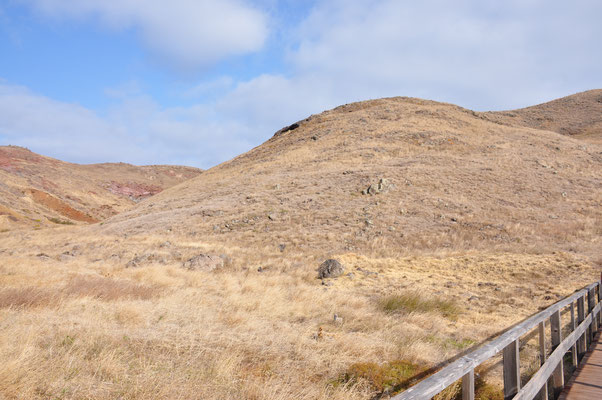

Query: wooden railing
left=394, top=279, right=602, bottom=400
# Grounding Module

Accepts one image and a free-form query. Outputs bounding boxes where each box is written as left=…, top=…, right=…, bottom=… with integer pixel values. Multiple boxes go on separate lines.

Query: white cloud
left=284, top=0, right=602, bottom=110
left=22, top=0, right=269, bottom=68
left=2, top=1, right=601, bottom=169
left=0, top=83, right=252, bottom=167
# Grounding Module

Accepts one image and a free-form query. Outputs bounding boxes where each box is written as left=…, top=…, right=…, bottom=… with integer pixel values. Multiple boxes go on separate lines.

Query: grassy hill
left=0, top=92, right=600, bottom=400
left=0, top=145, right=202, bottom=230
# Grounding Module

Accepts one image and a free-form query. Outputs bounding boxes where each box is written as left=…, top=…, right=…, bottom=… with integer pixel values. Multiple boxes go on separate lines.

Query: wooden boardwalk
left=559, top=332, right=602, bottom=400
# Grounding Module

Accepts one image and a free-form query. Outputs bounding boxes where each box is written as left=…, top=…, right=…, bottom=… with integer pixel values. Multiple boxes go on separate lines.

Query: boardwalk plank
left=559, top=332, right=602, bottom=400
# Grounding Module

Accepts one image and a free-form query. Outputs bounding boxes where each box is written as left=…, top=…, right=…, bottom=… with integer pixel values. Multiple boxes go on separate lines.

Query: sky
left=0, top=0, right=601, bottom=168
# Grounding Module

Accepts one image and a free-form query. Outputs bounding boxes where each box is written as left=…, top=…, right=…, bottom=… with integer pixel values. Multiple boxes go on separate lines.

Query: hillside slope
left=99, top=95, right=601, bottom=259
left=1, top=93, right=601, bottom=400
left=484, top=89, right=602, bottom=144
left=0, top=146, right=202, bottom=230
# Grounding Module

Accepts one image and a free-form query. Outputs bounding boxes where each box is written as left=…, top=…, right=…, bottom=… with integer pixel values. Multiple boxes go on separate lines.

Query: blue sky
left=0, top=0, right=601, bottom=168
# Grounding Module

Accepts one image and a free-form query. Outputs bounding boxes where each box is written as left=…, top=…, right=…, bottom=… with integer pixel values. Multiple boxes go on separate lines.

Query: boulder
left=183, top=254, right=224, bottom=272
left=318, top=259, right=345, bottom=279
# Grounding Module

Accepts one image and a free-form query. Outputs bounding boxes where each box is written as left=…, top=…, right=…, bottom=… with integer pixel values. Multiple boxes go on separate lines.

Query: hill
left=0, top=92, right=600, bottom=400
left=0, top=146, right=202, bottom=230
left=484, top=89, right=602, bottom=144
left=99, top=94, right=601, bottom=259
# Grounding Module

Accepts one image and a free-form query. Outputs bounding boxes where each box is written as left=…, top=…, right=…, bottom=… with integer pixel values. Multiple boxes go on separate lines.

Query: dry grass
left=0, top=93, right=601, bottom=399
left=0, top=276, right=160, bottom=310
left=0, top=287, right=56, bottom=309
left=0, top=145, right=201, bottom=230
left=62, top=275, right=161, bottom=301
left=0, top=230, right=598, bottom=399
left=379, top=292, right=459, bottom=320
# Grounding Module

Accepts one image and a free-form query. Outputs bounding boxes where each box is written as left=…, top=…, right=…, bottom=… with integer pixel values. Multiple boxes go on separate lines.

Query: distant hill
left=0, top=146, right=202, bottom=230
left=484, top=89, right=602, bottom=144
left=98, top=92, right=602, bottom=259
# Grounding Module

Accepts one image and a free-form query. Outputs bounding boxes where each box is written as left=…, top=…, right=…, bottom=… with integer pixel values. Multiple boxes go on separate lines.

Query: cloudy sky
left=1, top=0, right=601, bottom=168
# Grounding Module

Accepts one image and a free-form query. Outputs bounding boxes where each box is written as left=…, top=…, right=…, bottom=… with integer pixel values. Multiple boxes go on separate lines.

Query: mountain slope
left=0, top=146, right=202, bottom=230
left=1, top=93, right=600, bottom=400
left=484, top=89, right=602, bottom=144
left=99, top=95, right=602, bottom=258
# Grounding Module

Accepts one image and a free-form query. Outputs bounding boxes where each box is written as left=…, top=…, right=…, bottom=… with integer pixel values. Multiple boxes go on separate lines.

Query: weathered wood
left=570, top=303, right=577, bottom=367
left=392, top=283, right=599, bottom=400
left=550, top=309, right=564, bottom=397
left=513, top=303, right=599, bottom=400
left=462, top=369, right=474, bottom=400
left=503, top=339, right=520, bottom=400
left=577, top=296, right=586, bottom=356
left=560, top=332, right=602, bottom=400
left=588, top=289, right=595, bottom=344
left=537, top=321, right=549, bottom=400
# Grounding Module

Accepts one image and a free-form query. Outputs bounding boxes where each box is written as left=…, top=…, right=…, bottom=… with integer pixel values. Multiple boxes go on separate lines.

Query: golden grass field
left=1, top=90, right=601, bottom=399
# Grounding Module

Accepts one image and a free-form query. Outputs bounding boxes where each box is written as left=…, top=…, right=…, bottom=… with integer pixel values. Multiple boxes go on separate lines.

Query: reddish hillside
left=0, top=146, right=202, bottom=230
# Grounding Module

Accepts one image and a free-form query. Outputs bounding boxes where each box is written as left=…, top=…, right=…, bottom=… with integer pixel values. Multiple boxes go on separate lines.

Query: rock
left=268, top=213, right=276, bottom=221
left=333, top=314, right=344, bottom=324
left=363, top=178, right=395, bottom=195
left=278, top=243, right=286, bottom=252
left=126, top=253, right=168, bottom=268
left=182, top=254, right=224, bottom=272
left=318, top=259, right=345, bottom=279
left=59, top=251, right=75, bottom=261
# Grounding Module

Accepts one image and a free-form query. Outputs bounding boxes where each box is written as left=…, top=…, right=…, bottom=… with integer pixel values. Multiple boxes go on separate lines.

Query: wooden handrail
left=393, top=281, right=602, bottom=400
left=514, top=302, right=601, bottom=399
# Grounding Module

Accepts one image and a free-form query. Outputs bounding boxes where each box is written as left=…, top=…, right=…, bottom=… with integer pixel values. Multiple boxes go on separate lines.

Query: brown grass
left=0, top=287, right=56, bottom=309
left=0, top=93, right=600, bottom=399
left=380, top=292, right=459, bottom=319
left=0, top=276, right=160, bottom=310
left=62, top=275, right=161, bottom=301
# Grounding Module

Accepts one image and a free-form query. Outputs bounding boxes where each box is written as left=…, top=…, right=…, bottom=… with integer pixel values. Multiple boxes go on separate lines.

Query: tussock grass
left=0, top=276, right=160, bottom=309
left=0, top=287, right=56, bottom=309
left=62, top=275, right=161, bottom=301
left=380, top=292, right=459, bottom=319
left=341, top=360, right=426, bottom=394
left=0, top=233, right=599, bottom=399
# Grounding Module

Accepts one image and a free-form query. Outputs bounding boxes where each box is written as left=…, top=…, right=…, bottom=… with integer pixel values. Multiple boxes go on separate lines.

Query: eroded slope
left=0, top=146, right=202, bottom=230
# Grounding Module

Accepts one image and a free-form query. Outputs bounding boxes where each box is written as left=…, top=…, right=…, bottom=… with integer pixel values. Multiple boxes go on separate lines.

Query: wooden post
left=577, top=295, right=586, bottom=356
left=462, top=369, right=475, bottom=400
left=598, top=280, right=602, bottom=329
left=570, top=303, right=577, bottom=367
left=588, top=289, right=595, bottom=343
left=537, top=321, right=549, bottom=400
left=503, top=339, right=520, bottom=400
left=550, top=310, right=563, bottom=397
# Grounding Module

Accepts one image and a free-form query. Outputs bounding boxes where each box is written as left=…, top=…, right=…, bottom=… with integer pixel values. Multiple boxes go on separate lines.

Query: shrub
left=48, top=217, right=74, bottom=225
left=342, top=360, right=426, bottom=393
left=380, top=292, right=459, bottom=319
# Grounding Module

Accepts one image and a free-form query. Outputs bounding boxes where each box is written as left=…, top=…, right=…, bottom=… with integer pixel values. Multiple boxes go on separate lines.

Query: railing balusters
left=577, top=295, right=586, bottom=356
left=537, top=321, right=548, bottom=400
left=503, top=339, right=521, bottom=400
left=462, top=369, right=475, bottom=400
left=550, top=310, right=563, bottom=397
left=588, top=289, right=595, bottom=343
left=393, top=281, right=601, bottom=400
left=570, top=302, right=577, bottom=367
